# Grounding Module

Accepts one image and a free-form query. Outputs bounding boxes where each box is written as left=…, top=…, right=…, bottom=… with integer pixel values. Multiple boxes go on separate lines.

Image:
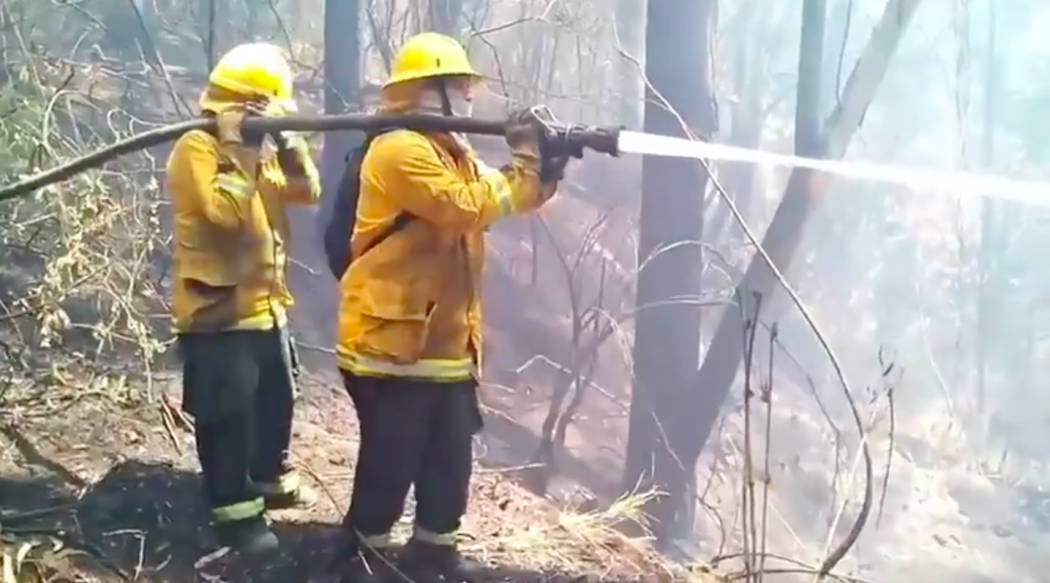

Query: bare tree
left=429, top=0, right=464, bottom=35
left=619, top=0, right=718, bottom=546
left=687, top=0, right=925, bottom=467
left=975, top=0, right=998, bottom=415
left=317, top=0, right=362, bottom=234
left=706, top=0, right=794, bottom=240
left=614, top=0, right=646, bottom=130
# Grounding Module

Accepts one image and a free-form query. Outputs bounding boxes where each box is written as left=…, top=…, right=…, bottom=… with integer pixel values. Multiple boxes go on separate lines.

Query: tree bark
left=620, top=0, right=717, bottom=546
left=976, top=0, right=998, bottom=414
left=317, top=0, right=361, bottom=226
left=293, top=0, right=360, bottom=348
left=684, top=0, right=924, bottom=463
left=705, top=0, right=766, bottom=242
left=614, top=0, right=647, bottom=130
left=429, top=0, right=465, bottom=35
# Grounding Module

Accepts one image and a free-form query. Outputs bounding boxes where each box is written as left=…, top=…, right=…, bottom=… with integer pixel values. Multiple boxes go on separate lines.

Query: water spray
left=0, top=111, right=622, bottom=204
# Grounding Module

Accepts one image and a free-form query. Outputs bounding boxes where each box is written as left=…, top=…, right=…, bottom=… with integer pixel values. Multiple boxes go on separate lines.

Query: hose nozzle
left=527, top=105, right=621, bottom=159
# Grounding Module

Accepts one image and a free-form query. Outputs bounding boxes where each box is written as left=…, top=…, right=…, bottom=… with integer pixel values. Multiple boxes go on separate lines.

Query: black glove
left=506, top=106, right=571, bottom=184
left=540, top=155, right=569, bottom=183
left=504, top=109, right=543, bottom=159
left=244, top=98, right=300, bottom=150
left=272, top=130, right=292, bottom=151
left=272, top=128, right=304, bottom=153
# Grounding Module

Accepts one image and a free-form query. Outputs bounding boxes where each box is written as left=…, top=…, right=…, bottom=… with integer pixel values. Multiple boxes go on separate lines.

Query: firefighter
left=166, top=41, right=320, bottom=554
left=323, top=32, right=570, bottom=582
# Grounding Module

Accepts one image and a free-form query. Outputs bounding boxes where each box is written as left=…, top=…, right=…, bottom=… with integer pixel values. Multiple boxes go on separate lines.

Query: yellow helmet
left=208, top=42, right=293, bottom=100
left=384, top=32, right=481, bottom=88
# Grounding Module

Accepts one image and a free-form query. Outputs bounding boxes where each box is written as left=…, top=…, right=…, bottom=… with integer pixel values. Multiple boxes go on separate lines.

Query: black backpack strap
left=352, top=212, right=413, bottom=261
left=323, top=129, right=414, bottom=279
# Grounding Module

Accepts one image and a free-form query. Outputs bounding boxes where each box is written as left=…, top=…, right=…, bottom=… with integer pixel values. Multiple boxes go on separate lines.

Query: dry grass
left=463, top=480, right=672, bottom=578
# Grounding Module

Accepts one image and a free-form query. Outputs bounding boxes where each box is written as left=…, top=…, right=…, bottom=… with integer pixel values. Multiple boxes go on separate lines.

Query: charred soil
left=0, top=372, right=691, bottom=583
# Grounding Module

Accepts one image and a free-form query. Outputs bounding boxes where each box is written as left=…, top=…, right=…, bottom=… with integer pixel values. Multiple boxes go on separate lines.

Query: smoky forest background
left=1, top=0, right=1050, bottom=581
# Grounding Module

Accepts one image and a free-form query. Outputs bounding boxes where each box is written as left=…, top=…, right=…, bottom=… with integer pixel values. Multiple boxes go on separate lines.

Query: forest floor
left=0, top=369, right=700, bottom=583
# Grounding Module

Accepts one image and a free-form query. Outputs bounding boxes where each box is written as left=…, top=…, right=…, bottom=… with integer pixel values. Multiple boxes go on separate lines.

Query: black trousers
left=180, top=327, right=298, bottom=522
left=341, top=373, right=482, bottom=541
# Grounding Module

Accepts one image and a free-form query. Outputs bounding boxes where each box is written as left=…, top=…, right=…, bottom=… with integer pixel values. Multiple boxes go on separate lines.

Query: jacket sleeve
left=276, top=135, right=322, bottom=205
left=166, top=131, right=258, bottom=230
left=365, top=131, right=554, bottom=231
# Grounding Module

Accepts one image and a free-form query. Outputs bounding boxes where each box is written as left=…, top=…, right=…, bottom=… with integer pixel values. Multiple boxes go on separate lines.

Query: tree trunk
left=318, top=0, right=361, bottom=220
left=975, top=0, right=997, bottom=415
left=615, top=0, right=647, bottom=130
left=313, top=0, right=361, bottom=269
left=202, top=0, right=225, bottom=70
left=705, top=0, right=762, bottom=242
left=429, top=0, right=465, bottom=35
left=706, top=0, right=791, bottom=243
left=684, top=0, right=925, bottom=464
left=620, top=0, right=717, bottom=547
left=295, top=0, right=360, bottom=347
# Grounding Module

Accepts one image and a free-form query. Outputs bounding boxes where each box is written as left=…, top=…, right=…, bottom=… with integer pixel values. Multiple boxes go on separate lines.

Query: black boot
left=319, top=539, right=398, bottom=583
left=213, top=517, right=279, bottom=555
left=401, top=539, right=490, bottom=582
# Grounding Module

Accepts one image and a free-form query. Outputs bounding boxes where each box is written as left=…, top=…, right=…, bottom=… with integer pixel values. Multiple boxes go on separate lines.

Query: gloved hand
left=504, top=108, right=544, bottom=162
left=504, top=108, right=569, bottom=184
left=214, top=107, right=263, bottom=178
left=214, top=98, right=278, bottom=148
left=248, top=98, right=295, bottom=147
left=215, top=108, right=252, bottom=147
left=243, top=99, right=310, bottom=178
left=540, top=155, right=570, bottom=183
left=254, top=99, right=300, bottom=150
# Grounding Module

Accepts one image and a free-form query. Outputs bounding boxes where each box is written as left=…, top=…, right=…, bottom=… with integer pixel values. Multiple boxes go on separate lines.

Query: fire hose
left=0, top=111, right=621, bottom=203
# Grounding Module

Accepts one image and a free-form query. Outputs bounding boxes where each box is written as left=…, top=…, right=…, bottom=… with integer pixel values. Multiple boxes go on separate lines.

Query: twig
left=874, top=346, right=899, bottom=529
left=159, top=398, right=182, bottom=455
left=758, top=324, right=778, bottom=580
left=291, top=459, right=344, bottom=515
left=738, top=291, right=763, bottom=582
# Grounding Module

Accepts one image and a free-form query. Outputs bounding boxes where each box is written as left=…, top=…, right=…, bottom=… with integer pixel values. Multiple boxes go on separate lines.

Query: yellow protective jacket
left=336, top=86, right=555, bottom=381
left=167, top=99, right=321, bottom=333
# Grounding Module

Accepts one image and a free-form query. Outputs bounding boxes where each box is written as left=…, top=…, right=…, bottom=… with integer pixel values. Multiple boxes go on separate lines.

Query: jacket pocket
left=355, top=278, right=435, bottom=364
left=175, top=238, right=245, bottom=329
left=176, top=231, right=244, bottom=287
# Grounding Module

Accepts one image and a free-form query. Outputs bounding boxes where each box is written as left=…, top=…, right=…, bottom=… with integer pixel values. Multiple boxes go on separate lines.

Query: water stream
left=617, top=130, right=1050, bottom=208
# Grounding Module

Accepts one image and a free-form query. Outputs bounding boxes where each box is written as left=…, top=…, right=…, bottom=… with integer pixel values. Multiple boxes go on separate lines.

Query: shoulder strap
left=353, top=212, right=413, bottom=262
left=323, top=128, right=415, bottom=279
left=355, top=128, right=475, bottom=262
left=347, top=128, right=416, bottom=265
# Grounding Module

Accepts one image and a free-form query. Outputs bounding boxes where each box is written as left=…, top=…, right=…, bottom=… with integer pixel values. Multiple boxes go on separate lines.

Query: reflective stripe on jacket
left=166, top=100, right=321, bottom=333
left=335, top=81, right=555, bottom=381
left=339, top=352, right=476, bottom=382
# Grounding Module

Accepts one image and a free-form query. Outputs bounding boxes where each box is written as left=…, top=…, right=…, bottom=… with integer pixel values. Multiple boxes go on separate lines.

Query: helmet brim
left=383, top=70, right=483, bottom=89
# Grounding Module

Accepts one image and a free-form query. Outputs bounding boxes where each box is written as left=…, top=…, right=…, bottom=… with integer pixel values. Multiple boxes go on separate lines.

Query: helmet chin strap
left=426, top=78, right=472, bottom=152
left=419, top=77, right=471, bottom=118
left=436, top=79, right=454, bottom=116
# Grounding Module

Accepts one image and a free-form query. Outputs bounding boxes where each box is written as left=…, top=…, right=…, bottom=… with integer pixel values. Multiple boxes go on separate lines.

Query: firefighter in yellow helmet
left=320, top=32, right=569, bottom=582
left=166, top=42, right=321, bottom=554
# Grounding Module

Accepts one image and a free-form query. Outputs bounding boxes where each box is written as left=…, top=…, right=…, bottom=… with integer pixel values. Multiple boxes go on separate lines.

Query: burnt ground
left=0, top=371, right=687, bottom=583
